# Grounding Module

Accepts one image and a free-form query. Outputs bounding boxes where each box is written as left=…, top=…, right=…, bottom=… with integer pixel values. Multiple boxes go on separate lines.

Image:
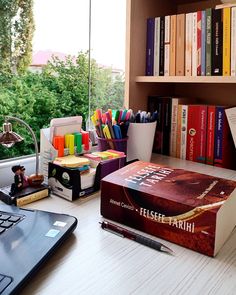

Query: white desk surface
left=18, top=155, right=236, bottom=294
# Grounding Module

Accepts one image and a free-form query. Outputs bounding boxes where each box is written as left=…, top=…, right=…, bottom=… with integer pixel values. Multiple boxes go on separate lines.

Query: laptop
left=0, top=203, right=77, bottom=295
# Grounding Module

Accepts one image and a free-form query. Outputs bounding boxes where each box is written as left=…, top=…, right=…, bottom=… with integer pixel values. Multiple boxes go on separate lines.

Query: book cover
left=176, top=14, right=185, bottom=75
left=170, top=14, right=177, bottom=76
left=0, top=184, right=49, bottom=206
left=201, top=10, right=206, bottom=76
left=185, top=13, right=192, bottom=76
left=186, top=105, right=207, bottom=163
left=211, top=9, right=223, bottom=76
left=192, top=12, right=198, bottom=76
left=146, top=18, right=155, bottom=76
left=100, top=161, right=236, bottom=256
left=231, top=7, right=236, bottom=76
left=154, top=17, right=160, bottom=76
left=206, top=105, right=216, bottom=165
left=214, top=106, right=236, bottom=169
left=159, top=16, right=165, bottom=76
left=164, top=15, right=170, bottom=76
left=197, top=11, right=202, bottom=76
left=206, top=8, right=212, bottom=76
left=223, top=7, right=231, bottom=76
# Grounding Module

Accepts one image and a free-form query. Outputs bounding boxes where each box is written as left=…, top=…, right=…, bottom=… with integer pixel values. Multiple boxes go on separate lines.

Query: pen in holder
left=97, top=137, right=128, bottom=154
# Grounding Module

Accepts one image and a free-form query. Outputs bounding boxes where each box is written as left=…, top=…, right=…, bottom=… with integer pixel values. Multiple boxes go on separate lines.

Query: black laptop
left=0, top=203, right=77, bottom=295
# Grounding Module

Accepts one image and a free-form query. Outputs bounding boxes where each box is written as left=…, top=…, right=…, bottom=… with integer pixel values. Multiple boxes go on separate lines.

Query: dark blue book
left=146, top=18, right=155, bottom=76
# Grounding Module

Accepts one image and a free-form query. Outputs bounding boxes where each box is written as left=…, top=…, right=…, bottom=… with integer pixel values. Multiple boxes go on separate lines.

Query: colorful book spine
left=231, top=7, right=236, bottom=76
left=176, top=13, right=185, bottom=76
left=146, top=18, right=155, bottom=76
left=196, top=105, right=207, bottom=163
left=192, top=12, right=198, bottom=76
left=211, top=9, right=223, bottom=75
left=159, top=17, right=165, bottom=76
left=223, top=7, right=231, bottom=76
left=206, top=8, right=212, bottom=76
left=170, top=98, right=179, bottom=157
left=197, top=11, right=202, bottom=76
left=164, top=15, right=170, bottom=76
left=206, top=105, right=216, bottom=165
left=180, top=105, right=188, bottom=160
left=185, top=12, right=192, bottom=76
left=201, top=10, right=206, bottom=75
left=176, top=104, right=182, bottom=158
left=154, top=17, right=160, bottom=76
left=170, top=15, right=177, bottom=76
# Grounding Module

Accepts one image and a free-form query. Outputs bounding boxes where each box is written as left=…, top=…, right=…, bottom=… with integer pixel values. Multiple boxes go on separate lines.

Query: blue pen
left=113, top=125, right=122, bottom=139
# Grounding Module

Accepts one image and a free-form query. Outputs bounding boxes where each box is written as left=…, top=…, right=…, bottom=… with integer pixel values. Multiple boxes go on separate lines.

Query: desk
left=18, top=155, right=236, bottom=294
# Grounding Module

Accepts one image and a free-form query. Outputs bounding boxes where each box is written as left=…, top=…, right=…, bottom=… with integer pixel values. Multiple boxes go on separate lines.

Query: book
left=211, top=8, right=223, bottom=75
left=146, top=18, right=155, bottom=76
left=100, top=161, right=236, bottom=256
left=159, top=16, right=165, bottom=76
left=206, top=8, right=212, bottom=76
left=179, top=104, right=189, bottom=160
left=170, top=14, right=177, bottom=76
left=0, top=184, right=49, bottom=206
left=214, top=106, right=236, bottom=169
left=185, top=12, right=192, bottom=76
left=192, top=12, right=198, bottom=76
left=197, top=10, right=202, bottom=76
left=164, top=15, right=170, bottom=76
left=223, top=7, right=231, bottom=76
left=154, top=17, right=160, bottom=76
left=201, top=10, right=206, bottom=75
left=231, top=7, right=236, bottom=76
left=176, top=13, right=185, bottom=75
left=206, top=105, right=216, bottom=165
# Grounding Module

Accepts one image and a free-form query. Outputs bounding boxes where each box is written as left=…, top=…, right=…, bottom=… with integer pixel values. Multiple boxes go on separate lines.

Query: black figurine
left=10, top=165, right=29, bottom=196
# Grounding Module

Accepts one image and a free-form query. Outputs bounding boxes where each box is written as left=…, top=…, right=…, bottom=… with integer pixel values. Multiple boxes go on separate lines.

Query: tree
left=0, top=0, right=35, bottom=73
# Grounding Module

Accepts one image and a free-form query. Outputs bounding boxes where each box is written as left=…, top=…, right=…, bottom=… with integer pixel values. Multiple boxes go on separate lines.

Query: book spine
left=206, top=8, right=212, bottom=76
left=211, top=9, right=223, bottom=75
left=164, top=15, right=170, bottom=76
left=176, top=14, right=185, bottom=76
left=170, top=98, right=178, bottom=157
left=154, top=17, right=160, bottom=76
left=16, top=189, right=49, bottom=206
left=185, top=13, right=192, bottom=76
left=214, top=106, right=224, bottom=166
left=192, top=12, right=198, bottom=76
left=170, top=15, right=177, bottom=76
left=159, top=17, right=165, bottom=76
left=186, top=105, right=198, bottom=162
left=201, top=10, right=206, bottom=75
left=180, top=105, right=188, bottom=160
left=231, top=7, right=236, bottom=76
left=176, top=104, right=182, bottom=158
left=146, top=18, right=155, bottom=76
left=162, top=98, right=172, bottom=155
left=206, top=105, right=216, bottom=165
left=223, top=7, right=231, bottom=76
left=197, top=11, right=202, bottom=76
left=196, top=105, right=207, bottom=163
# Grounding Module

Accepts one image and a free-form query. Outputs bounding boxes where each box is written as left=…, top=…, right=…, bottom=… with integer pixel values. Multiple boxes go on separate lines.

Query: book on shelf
left=201, top=10, right=206, bottom=76
left=192, top=12, right=198, bottom=76
left=223, top=7, right=231, bottom=76
left=176, top=13, right=185, bottom=76
left=185, top=12, right=192, bottom=76
left=197, top=10, right=202, bottom=76
left=170, top=14, right=176, bottom=76
left=145, top=18, right=155, bottom=76
left=206, top=105, right=216, bottom=165
left=206, top=8, right=212, bottom=76
left=231, top=7, right=236, bottom=76
left=159, top=16, right=165, bottom=76
left=178, top=104, right=189, bottom=160
left=164, top=15, right=170, bottom=76
left=0, top=184, right=49, bottom=207
left=100, top=161, right=236, bottom=256
left=154, top=17, right=160, bottom=76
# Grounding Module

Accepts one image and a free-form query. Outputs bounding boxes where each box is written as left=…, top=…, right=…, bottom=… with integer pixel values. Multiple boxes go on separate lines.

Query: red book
left=101, top=161, right=236, bottom=256
left=206, top=106, right=216, bottom=165
left=197, top=11, right=202, bottom=76
left=186, top=105, right=207, bottom=163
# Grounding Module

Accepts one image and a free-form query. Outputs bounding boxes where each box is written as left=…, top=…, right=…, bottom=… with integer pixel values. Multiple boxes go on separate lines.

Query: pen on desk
left=100, top=221, right=174, bottom=255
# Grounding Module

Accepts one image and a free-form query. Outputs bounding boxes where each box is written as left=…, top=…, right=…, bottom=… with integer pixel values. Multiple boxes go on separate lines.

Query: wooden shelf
left=135, top=76, right=236, bottom=83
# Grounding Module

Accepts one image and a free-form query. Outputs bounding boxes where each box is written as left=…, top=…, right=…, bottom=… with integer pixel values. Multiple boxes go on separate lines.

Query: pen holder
left=126, top=121, right=157, bottom=162
left=97, top=137, right=128, bottom=154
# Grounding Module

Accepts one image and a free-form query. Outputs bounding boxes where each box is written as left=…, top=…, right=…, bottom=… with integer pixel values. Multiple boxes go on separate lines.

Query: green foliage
left=0, top=52, right=124, bottom=160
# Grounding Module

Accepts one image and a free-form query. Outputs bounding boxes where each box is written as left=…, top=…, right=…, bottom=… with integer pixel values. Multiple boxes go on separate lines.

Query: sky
left=33, top=0, right=126, bottom=69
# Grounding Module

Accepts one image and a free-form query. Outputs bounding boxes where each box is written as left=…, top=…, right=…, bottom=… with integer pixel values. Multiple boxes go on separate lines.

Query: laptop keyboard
left=0, top=212, right=24, bottom=235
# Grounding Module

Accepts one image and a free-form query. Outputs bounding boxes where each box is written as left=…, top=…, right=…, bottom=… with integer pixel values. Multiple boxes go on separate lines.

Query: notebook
left=0, top=203, right=77, bottom=295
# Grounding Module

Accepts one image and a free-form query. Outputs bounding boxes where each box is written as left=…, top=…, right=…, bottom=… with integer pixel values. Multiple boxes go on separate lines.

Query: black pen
left=100, top=221, right=174, bottom=255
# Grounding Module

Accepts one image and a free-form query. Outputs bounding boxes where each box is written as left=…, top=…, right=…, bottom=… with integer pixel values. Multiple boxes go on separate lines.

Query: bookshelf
left=124, top=0, right=236, bottom=111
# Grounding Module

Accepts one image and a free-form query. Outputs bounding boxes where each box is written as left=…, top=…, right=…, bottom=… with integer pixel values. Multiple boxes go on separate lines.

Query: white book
left=154, top=17, right=160, bottom=76
left=185, top=13, right=193, bottom=76
left=192, top=12, right=198, bottom=76
left=231, top=7, right=236, bottom=76
left=180, top=105, right=188, bottom=160
left=164, top=15, right=170, bottom=76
